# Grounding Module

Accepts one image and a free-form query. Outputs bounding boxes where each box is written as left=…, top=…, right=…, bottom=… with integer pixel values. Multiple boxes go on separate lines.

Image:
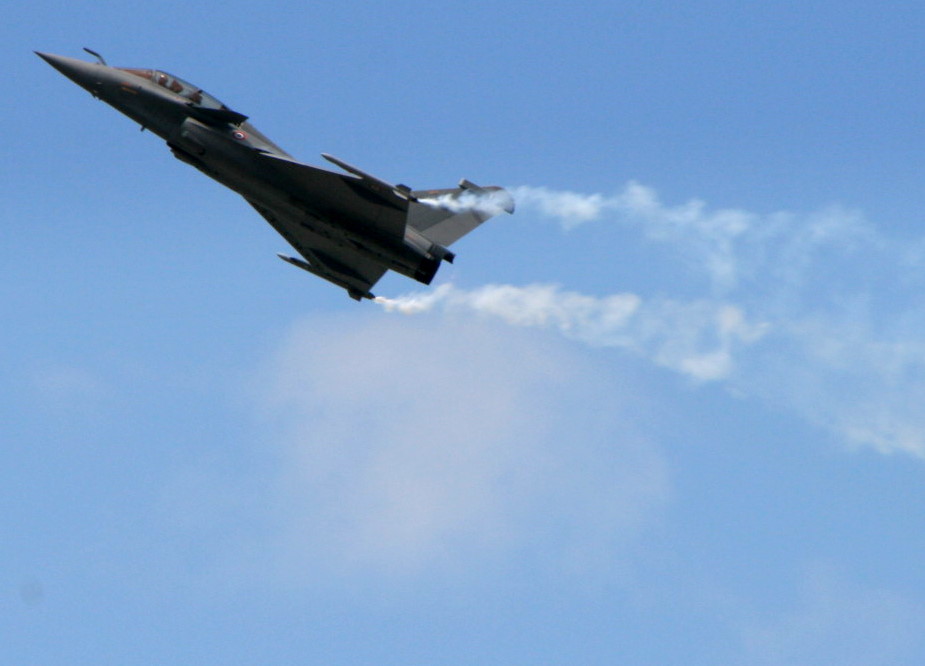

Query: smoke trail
left=418, top=188, right=515, bottom=218
left=377, top=181, right=925, bottom=458
left=376, top=284, right=767, bottom=383
left=511, top=183, right=879, bottom=295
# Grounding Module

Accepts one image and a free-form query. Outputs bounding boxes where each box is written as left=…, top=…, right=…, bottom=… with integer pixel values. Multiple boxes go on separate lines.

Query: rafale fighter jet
left=37, top=49, right=513, bottom=300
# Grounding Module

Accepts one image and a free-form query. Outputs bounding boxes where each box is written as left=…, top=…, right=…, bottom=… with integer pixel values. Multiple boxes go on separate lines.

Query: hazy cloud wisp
left=255, top=315, right=670, bottom=581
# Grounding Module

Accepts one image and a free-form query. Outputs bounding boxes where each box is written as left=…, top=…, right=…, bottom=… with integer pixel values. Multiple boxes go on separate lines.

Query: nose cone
left=35, top=51, right=106, bottom=94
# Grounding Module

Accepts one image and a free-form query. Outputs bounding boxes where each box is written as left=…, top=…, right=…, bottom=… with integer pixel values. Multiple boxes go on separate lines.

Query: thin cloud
left=254, top=314, right=670, bottom=581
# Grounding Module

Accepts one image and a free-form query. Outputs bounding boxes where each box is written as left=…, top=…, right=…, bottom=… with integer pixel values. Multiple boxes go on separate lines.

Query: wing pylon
left=277, top=253, right=374, bottom=301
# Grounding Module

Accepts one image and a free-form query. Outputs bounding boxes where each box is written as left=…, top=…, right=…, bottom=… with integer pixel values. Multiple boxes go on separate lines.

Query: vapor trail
left=377, top=181, right=925, bottom=458
left=511, top=183, right=885, bottom=297
left=376, top=284, right=766, bottom=383
left=418, top=188, right=515, bottom=218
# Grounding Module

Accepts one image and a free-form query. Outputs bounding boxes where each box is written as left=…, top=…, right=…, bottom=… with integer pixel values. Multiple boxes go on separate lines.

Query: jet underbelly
left=167, top=118, right=435, bottom=280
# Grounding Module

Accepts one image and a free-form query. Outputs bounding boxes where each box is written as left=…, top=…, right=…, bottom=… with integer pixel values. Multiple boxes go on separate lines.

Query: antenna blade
left=82, top=47, right=107, bottom=66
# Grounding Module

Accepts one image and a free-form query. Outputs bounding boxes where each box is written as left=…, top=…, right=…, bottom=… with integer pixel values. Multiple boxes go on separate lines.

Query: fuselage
left=36, top=52, right=448, bottom=289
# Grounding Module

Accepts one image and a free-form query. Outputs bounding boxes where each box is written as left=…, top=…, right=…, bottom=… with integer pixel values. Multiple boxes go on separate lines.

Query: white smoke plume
left=418, top=188, right=515, bottom=218
left=376, top=284, right=767, bottom=383
left=511, top=183, right=879, bottom=295
left=378, top=181, right=925, bottom=458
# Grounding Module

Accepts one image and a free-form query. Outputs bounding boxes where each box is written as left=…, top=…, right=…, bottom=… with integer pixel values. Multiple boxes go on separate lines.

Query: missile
left=321, top=153, right=417, bottom=203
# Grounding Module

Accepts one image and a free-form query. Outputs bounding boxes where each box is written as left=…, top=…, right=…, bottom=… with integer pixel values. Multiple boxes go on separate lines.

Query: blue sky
left=6, top=2, right=925, bottom=663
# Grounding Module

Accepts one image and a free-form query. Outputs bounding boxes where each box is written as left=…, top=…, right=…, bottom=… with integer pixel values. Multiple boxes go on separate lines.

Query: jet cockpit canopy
left=118, top=68, right=226, bottom=110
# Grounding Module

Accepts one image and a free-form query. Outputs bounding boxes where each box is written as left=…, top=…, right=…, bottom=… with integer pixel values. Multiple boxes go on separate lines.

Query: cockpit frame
left=118, top=68, right=226, bottom=110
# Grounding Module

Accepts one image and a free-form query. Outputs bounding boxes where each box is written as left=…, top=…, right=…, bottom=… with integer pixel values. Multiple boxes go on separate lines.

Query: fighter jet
left=36, top=49, right=513, bottom=300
